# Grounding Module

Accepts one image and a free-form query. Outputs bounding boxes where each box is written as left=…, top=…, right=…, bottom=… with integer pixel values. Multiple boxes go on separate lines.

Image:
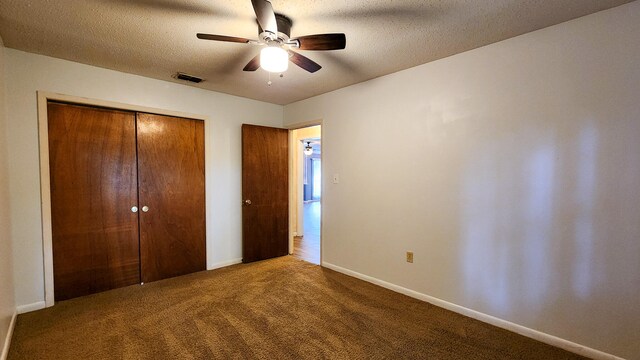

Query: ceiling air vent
left=174, top=72, right=204, bottom=83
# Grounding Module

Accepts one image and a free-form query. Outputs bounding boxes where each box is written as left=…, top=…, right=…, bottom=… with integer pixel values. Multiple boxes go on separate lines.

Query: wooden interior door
left=242, top=124, right=289, bottom=262
left=136, top=113, right=206, bottom=282
left=48, top=102, right=140, bottom=301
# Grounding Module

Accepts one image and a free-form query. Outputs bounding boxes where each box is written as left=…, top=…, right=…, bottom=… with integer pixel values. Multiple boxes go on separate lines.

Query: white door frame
left=286, top=120, right=323, bottom=264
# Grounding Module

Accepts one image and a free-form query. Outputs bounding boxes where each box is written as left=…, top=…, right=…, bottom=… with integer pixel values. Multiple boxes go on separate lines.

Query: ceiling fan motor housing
left=259, top=14, right=292, bottom=43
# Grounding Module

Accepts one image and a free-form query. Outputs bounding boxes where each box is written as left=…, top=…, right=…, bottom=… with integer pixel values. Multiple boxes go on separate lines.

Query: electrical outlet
left=406, top=251, right=414, bottom=263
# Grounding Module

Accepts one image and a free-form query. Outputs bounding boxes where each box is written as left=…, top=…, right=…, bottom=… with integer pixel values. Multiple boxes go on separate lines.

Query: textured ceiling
left=0, top=0, right=633, bottom=105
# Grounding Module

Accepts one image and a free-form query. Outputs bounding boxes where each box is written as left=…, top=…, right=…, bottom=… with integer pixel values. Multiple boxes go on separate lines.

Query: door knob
left=131, top=206, right=138, bottom=213
left=244, top=199, right=252, bottom=205
left=142, top=206, right=149, bottom=212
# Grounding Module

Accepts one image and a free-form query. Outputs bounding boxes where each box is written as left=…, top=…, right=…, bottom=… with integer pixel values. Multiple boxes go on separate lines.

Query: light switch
left=333, top=174, right=339, bottom=184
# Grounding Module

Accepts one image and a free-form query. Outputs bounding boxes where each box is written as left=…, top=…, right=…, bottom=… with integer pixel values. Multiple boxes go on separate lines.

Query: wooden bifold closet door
left=48, top=103, right=140, bottom=301
left=136, top=113, right=206, bottom=283
left=48, top=102, right=205, bottom=301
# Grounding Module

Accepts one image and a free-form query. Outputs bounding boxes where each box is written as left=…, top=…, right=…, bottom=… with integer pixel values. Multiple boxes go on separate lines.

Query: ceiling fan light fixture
left=260, top=46, right=288, bottom=73
left=304, top=141, right=313, bottom=156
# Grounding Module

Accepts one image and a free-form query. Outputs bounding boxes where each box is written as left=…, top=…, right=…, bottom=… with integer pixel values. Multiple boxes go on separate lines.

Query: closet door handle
left=142, top=206, right=149, bottom=212
left=131, top=206, right=138, bottom=213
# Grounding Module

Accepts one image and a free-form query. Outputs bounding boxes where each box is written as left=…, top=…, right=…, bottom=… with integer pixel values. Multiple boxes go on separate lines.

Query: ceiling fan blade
left=197, top=33, right=252, bottom=44
left=251, top=0, right=278, bottom=35
left=293, top=34, right=346, bottom=51
left=289, top=51, right=322, bottom=73
left=243, top=54, right=261, bottom=71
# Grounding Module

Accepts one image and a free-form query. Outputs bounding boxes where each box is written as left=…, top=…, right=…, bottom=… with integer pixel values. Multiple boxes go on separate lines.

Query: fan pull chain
left=266, top=72, right=284, bottom=86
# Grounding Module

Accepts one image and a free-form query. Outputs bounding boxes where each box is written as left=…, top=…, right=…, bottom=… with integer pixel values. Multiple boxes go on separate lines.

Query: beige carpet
left=9, top=256, right=586, bottom=359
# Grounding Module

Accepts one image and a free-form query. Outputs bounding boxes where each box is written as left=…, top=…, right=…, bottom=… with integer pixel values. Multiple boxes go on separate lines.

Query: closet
left=47, top=102, right=206, bottom=301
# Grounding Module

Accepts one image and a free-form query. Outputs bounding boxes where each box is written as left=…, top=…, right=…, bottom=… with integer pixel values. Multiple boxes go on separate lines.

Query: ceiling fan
left=196, top=0, right=346, bottom=74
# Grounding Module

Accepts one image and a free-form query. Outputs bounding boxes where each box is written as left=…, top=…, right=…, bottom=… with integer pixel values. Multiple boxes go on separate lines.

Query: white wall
left=5, top=49, right=283, bottom=308
left=0, top=36, right=16, bottom=359
left=284, top=3, right=640, bottom=359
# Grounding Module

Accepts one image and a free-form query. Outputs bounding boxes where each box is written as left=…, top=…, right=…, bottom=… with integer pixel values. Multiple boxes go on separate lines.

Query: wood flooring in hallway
left=293, top=201, right=320, bottom=264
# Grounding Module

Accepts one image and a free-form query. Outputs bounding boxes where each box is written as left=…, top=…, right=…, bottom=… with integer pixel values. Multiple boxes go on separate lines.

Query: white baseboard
left=321, top=261, right=623, bottom=360
left=1, top=311, right=17, bottom=360
left=208, top=258, right=242, bottom=270
left=16, top=301, right=46, bottom=314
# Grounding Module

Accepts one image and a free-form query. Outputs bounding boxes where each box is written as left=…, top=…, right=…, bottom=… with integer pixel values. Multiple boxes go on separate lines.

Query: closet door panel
left=48, top=102, right=140, bottom=301
left=136, top=113, right=206, bottom=282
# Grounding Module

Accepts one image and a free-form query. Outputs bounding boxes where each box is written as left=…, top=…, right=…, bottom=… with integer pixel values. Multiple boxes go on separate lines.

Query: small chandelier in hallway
left=304, top=142, right=313, bottom=156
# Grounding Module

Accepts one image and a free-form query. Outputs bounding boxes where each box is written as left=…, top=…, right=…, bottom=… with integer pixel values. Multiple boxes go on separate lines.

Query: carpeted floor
left=9, top=256, right=586, bottom=360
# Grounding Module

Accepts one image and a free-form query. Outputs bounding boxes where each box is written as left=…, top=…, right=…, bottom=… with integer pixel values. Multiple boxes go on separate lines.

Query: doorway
left=290, top=125, right=321, bottom=264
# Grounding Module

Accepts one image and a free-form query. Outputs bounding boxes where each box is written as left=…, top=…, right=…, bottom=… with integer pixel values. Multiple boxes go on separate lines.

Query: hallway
left=293, top=201, right=320, bottom=264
